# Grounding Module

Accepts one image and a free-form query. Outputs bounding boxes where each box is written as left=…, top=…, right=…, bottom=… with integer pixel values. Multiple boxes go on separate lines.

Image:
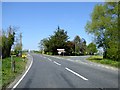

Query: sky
left=2, top=2, right=102, bottom=50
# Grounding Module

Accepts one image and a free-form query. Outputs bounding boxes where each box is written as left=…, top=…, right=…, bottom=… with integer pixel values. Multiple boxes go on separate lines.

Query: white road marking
left=106, top=67, right=109, bottom=69
left=67, top=59, right=71, bottom=60
left=48, top=58, right=52, bottom=61
left=65, top=67, right=88, bottom=81
left=53, top=61, right=61, bottom=66
left=97, top=65, right=101, bottom=67
left=44, top=57, right=46, bottom=58
left=12, top=55, right=33, bottom=89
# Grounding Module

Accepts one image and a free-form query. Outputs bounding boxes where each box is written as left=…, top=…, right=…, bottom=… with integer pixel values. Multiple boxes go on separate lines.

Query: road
left=16, top=53, right=118, bottom=89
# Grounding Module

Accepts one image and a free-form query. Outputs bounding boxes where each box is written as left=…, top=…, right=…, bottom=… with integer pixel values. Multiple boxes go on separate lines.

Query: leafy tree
left=118, top=1, right=120, bottom=61
left=13, top=33, right=22, bottom=56
left=39, top=27, right=87, bottom=56
left=2, top=26, right=15, bottom=58
left=38, top=38, right=49, bottom=53
left=0, top=36, right=2, bottom=57
left=73, top=36, right=87, bottom=55
left=39, top=26, right=69, bottom=55
left=87, top=42, right=97, bottom=55
left=50, top=26, right=69, bottom=55
left=14, top=43, right=22, bottom=55
left=65, top=41, right=75, bottom=55
left=2, top=32, right=7, bottom=58
left=85, top=2, right=118, bottom=60
left=80, top=38, right=87, bottom=55
left=73, top=35, right=81, bottom=55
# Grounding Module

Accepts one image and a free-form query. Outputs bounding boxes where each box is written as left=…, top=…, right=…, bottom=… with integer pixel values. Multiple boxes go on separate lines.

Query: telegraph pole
left=20, top=33, right=22, bottom=57
left=20, top=33, right=22, bottom=49
left=75, top=42, right=76, bottom=56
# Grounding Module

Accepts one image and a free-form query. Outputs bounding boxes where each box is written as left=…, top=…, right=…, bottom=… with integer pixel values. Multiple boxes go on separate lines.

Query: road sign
left=58, top=52, right=61, bottom=55
left=57, top=49, right=65, bottom=56
left=57, top=49, right=65, bottom=52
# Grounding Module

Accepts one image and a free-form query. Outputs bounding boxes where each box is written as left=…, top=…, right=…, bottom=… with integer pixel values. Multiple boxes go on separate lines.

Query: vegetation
left=74, top=35, right=81, bottom=55
left=65, top=41, right=75, bottom=56
left=39, top=26, right=87, bottom=56
left=2, top=56, right=27, bottom=89
left=2, top=26, right=15, bottom=58
left=73, top=35, right=87, bottom=55
left=87, top=56, right=120, bottom=68
left=39, top=26, right=68, bottom=55
left=0, top=35, right=2, bottom=57
left=85, top=2, right=119, bottom=61
left=1, top=26, right=26, bottom=89
left=87, top=43, right=97, bottom=55
left=13, top=33, right=22, bottom=56
left=1, top=26, right=23, bottom=58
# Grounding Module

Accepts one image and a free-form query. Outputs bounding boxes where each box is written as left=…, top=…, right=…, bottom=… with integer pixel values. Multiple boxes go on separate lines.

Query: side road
left=8, top=54, right=33, bottom=89
left=44, top=55, right=118, bottom=71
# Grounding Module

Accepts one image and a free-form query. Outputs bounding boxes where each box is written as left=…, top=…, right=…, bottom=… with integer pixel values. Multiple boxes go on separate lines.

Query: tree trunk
left=103, top=50, right=107, bottom=59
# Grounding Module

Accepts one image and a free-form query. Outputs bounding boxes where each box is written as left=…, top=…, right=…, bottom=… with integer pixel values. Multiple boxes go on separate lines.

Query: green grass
left=87, top=55, right=120, bottom=68
left=2, top=56, right=27, bottom=89
left=0, top=61, right=2, bottom=90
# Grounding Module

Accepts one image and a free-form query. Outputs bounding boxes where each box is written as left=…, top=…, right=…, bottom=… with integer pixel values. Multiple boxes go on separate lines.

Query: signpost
left=0, top=55, right=2, bottom=61
left=57, top=49, right=65, bottom=56
left=58, top=52, right=61, bottom=55
left=11, top=55, right=15, bottom=72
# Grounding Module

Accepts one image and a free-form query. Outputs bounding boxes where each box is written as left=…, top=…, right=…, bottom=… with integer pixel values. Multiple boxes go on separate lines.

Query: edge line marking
left=12, top=54, right=33, bottom=89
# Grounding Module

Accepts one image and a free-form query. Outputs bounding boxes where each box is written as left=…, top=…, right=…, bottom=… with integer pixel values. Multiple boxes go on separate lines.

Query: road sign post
left=11, top=55, right=15, bottom=72
left=58, top=52, right=61, bottom=56
left=57, top=49, right=65, bottom=56
left=0, top=55, right=2, bottom=61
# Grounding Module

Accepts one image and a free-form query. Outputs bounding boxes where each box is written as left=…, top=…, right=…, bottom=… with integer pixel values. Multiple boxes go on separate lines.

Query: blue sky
left=2, top=2, right=102, bottom=50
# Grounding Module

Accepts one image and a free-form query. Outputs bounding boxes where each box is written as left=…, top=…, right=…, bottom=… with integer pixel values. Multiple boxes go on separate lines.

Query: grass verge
left=2, top=56, right=27, bottom=89
left=87, top=55, right=120, bottom=68
left=0, top=61, right=2, bottom=89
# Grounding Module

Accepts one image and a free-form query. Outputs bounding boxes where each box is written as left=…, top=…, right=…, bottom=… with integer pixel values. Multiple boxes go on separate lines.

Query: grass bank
left=87, top=55, right=120, bottom=68
left=2, top=56, right=27, bottom=89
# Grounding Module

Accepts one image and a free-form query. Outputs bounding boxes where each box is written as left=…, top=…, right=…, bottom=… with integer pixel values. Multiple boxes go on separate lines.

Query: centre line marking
left=53, top=61, right=61, bottom=66
left=65, top=67, right=88, bottom=81
left=48, top=58, right=52, bottom=61
left=44, top=57, right=46, bottom=58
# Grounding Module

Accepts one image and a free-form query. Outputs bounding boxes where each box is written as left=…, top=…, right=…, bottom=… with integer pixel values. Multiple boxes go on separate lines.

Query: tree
left=39, top=26, right=69, bottom=55
left=2, top=26, right=15, bottom=58
left=73, top=36, right=87, bottom=55
left=14, top=43, right=22, bottom=56
left=87, top=42, right=97, bottom=55
left=38, top=38, right=49, bottom=54
left=85, top=2, right=118, bottom=60
left=13, top=33, right=22, bottom=56
left=73, top=35, right=81, bottom=55
left=0, top=36, right=2, bottom=57
left=2, top=32, right=7, bottom=58
left=80, top=38, right=87, bottom=55
left=65, top=41, right=75, bottom=55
